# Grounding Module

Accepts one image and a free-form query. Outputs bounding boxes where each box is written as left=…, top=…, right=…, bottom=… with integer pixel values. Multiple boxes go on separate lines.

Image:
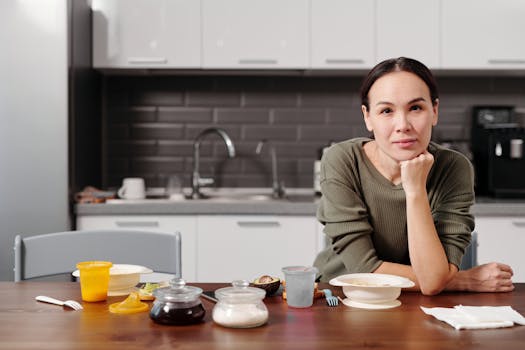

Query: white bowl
left=108, top=264, right=153, bottom=292
left=73, top=264, right=153, bottom=295
left=329, top=273, right=415, bottom=304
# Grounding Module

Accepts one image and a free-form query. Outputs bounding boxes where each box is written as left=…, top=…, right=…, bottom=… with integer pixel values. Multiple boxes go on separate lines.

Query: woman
left=314, top=57, right=514, bottom=295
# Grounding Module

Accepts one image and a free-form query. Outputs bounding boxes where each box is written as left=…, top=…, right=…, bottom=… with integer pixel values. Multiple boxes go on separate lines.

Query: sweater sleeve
left=429, top=148, right=475, bottom=268
left=317, top=144, right=383, bottom=275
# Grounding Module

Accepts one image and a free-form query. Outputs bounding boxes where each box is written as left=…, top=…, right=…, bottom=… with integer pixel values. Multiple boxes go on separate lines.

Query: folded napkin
left=421, top=305, right=525, bottom=330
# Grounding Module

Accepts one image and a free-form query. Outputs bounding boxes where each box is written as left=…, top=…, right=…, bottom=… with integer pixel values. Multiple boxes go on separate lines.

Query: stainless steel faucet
left=255, top=139, right=285, bottom=199
left=191, top=127, right=236, bottom=199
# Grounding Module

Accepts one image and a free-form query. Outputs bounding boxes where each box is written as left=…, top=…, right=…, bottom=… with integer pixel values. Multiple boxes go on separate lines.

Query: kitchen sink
left=201, top=193, right=277, bottom=202
left=105, top=188, right=316, bottom=204
left=283, top=193, right=318, bottom=203
left=196, top=188, right=316, bottom=203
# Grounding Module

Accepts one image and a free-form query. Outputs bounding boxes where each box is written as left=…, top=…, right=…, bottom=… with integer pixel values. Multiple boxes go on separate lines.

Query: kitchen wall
left=1, top=0, right=86, bottom=282
left=102, top=74, right=525, bottom=190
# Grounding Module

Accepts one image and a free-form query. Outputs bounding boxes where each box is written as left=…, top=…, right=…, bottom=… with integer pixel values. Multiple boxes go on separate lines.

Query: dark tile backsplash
left=102, top=74, right=525, bottom=190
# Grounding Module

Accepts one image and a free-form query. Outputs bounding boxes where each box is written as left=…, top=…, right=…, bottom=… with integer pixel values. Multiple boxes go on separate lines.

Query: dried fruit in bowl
left=251, top=275, right=281, bottom=296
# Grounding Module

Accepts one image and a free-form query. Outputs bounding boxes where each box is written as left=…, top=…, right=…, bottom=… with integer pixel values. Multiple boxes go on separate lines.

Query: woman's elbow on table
left=420, top=282, right=447, bottom=296
left=419, top=266, right=458, bottom=296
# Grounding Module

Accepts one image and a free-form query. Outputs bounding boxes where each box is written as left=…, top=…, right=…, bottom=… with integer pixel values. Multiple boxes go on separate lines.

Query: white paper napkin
left=421, top=305, right=525, bottom=330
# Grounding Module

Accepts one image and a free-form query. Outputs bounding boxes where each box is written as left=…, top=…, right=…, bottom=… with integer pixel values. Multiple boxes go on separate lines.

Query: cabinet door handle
left=127, top=57, right=168, bottom=64
left=488, top=59, right=525, bottom=65
left=238, top=59, right=278, bottom=65
left=115, top=221, right=160, bottom=228
left=325, top=58, right=365, bottom=65
left=512, top=221, right=525, bottom=228
left=236, top=221, right=281, bottom=228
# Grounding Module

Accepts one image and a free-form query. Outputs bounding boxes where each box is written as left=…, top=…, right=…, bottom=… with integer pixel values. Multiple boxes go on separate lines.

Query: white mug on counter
left=118, top=178, right=146, bottom=200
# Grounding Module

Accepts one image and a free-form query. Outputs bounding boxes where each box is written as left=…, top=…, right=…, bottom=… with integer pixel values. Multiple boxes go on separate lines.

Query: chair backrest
left=14, top=230, right=181, bottom=281
left=460, top=232, right=478, bottom=270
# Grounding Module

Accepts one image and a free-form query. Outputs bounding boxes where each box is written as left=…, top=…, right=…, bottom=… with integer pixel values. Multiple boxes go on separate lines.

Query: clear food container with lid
left=149, top=278, right=205, bottom=325
left=212, top=280, right=269, bottom=328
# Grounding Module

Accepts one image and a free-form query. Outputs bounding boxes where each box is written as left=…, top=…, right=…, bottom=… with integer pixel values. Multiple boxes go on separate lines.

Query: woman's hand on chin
left=400, top=151, right=434, bottom=196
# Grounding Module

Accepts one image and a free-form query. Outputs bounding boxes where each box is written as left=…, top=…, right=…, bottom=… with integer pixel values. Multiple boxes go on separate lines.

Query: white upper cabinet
left=442, top=0, right=525, bottom=69
left=202, top=0, right=309, bottom=69
left=92, top=0, right=201, bottom=68
left=91, top=0, right=525, bottom=71
left=310, top=0, right=375, bottom=69
left=376, top=0, right=440, bottom=68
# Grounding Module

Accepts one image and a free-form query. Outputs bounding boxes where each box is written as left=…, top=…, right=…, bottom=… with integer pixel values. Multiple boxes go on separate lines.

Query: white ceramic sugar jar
left=212, top=280, right=269, bottom=328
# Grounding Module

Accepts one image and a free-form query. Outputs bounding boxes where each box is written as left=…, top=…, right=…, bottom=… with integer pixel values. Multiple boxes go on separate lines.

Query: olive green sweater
left=314, top=138, right=475, bottom=282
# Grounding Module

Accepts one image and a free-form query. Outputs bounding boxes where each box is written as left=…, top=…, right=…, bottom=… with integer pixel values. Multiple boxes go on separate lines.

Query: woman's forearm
left=374, top=262, right=420, bottom=291
left=399, top=152, right=455, bottom=294
left=405, top=193, right=456, bottom=295
left=375, top=261, right=458, bottom=293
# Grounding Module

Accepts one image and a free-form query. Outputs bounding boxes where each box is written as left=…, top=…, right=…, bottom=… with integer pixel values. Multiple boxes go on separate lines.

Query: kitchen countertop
left=75, top=188, right=525, bottom=216
left=472, top=197, right=525, bottom=216
left=76, top=188, right=317, bottom=215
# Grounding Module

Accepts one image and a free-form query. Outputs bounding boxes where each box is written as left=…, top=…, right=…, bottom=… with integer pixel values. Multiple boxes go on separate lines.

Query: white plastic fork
left=35, top=295, right=83, bottom=311
left=322, top=289, right=339, bottom=307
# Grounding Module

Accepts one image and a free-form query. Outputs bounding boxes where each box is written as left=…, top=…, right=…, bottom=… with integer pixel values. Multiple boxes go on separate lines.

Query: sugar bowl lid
left=153, top=278, right=203, bottom=302
left=215, top=280, right=266, bottom=303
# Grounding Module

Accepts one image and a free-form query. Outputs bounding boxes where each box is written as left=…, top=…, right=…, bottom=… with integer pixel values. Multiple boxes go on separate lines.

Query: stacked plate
left=329, top=273, right=415, bottom=309
left=73, top=264, right=153, bottom=296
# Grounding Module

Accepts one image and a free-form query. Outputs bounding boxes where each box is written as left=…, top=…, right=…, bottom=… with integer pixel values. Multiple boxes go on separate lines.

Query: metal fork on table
left=322, top=289, right=339, bottom=307
left=35, top=295, right=83, bottom=311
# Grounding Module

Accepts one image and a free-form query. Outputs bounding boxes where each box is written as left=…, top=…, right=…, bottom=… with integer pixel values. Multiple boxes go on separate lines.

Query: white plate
left=342, top=298, right=401, bottom=310
left=329, top=273, right=415, bottom=288
left=72, top=264, right=153, bottom=278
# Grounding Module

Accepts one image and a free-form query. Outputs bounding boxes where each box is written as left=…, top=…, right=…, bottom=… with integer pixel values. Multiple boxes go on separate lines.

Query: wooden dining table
left=1, top=282, right=524, bottom=349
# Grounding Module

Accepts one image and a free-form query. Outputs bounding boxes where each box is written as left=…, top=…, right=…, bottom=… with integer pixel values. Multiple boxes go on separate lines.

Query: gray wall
left=0, top=1, right=70, bottom=281
left=102, top=74, right=525, bottom=190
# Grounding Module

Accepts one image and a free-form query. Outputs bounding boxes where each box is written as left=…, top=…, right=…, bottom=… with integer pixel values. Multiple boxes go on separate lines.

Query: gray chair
left=460, top=232, right=478, bottom=270
left=14, top=230, right=181, bottom=282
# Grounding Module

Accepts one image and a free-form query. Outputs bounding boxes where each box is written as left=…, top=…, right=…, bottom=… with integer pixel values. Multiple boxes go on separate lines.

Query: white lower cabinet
left=77, top=214, right=321, bottom=282
left=76, top=215, right=198, bottom=281
left=475, top=216, right=525, bottom=282
left=196, top=215, right=319, bottom=282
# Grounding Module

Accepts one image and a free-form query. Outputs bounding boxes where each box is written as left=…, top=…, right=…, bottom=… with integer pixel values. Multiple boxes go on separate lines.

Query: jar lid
left=215, top=280, right=266, bottom=303
left=153, top=278, right=203, bottom=303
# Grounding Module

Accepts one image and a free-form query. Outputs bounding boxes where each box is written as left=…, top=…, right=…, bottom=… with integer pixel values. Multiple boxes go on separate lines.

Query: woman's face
left=362, top=70, right=438, bottom=163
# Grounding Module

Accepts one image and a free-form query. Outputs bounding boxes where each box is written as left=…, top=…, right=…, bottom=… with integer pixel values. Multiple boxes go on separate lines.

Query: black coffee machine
left=471, top=106, right=525, bottom=198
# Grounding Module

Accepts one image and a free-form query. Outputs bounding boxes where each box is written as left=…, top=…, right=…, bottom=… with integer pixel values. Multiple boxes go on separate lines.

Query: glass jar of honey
left=149, top=278, right=205, bottom=325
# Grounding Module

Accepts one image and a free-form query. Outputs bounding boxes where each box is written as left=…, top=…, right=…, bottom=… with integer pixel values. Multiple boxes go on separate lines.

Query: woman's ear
left=432, top=98, right=439, bottom=126
left=362, top=105, right=373, bottom=132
